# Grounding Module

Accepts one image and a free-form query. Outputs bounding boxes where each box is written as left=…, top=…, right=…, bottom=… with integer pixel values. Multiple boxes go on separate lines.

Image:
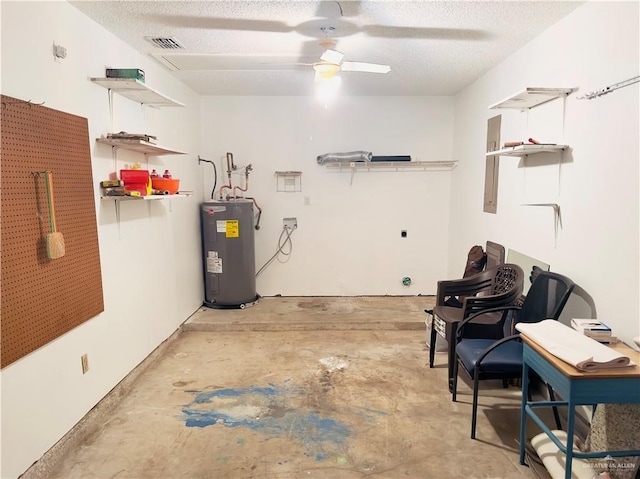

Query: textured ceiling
left=70, top=1, right=583, bottom=96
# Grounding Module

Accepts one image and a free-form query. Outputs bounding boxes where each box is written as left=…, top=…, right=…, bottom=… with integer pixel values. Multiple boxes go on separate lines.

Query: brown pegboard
left=1, top=95, right=104, bottom=368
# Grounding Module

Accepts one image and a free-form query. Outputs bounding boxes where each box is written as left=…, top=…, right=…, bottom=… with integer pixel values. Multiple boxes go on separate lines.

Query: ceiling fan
left=306, top=36, right=390, bottom=82
left=147, top=1, right=488, bottom=42
left=147, top=1, right=483, bottom=80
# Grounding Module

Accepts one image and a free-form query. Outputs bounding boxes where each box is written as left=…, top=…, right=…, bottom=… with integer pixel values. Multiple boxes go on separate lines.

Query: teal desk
left=519, top=335, right=640, bottom=479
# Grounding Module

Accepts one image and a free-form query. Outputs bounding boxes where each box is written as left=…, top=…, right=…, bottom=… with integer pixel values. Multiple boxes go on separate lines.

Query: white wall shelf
left=90, top=77, right=185, bottom=107
left=96, top=137, right=186, bottom=156
left=324, top=160, right=457, bottom=172
left=489, top=87, right=576, bottom=110
left=101, top=193, right=191, bottom=202
left=324, top=160, right=457, bottom=185
left=487, top=144, right=568, bottom=157
left=103, top=193, right=192, bottom=232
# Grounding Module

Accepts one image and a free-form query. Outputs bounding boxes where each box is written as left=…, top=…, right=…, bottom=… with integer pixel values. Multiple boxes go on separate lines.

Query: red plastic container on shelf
left=120, top=169, right=150, bottom=196
left=151, top=177, right=180, bottom=195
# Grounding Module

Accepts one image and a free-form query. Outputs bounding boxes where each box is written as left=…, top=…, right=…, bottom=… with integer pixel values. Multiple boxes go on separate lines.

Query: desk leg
left=565, top=399, right=576, bottom=479
left=519, top=362, right=529, bottom=465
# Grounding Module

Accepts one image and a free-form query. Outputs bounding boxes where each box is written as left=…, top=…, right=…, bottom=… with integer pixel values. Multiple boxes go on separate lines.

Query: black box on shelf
left=105, top=68, right=145, bottom=83
left=371, top=155, right=412, bottom=162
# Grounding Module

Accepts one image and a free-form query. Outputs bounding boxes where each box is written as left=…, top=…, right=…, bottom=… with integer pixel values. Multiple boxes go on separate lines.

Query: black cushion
left=456, top=339, right=523, bottom=376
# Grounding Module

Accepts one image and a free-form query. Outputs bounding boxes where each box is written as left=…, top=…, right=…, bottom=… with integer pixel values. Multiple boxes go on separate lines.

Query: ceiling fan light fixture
left=313, top=62, right=341, bottom=79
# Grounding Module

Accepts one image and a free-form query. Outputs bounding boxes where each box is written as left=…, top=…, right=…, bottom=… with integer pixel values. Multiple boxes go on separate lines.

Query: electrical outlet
left=81, top=354, right=89, bottom=374
left=283, top=217, right=298, bottom=229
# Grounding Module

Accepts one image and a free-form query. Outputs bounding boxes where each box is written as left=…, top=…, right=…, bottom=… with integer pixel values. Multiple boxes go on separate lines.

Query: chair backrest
left=485, top=241, right=505, bottom=270
left=491, top=263, right=523, bottom=295
left=517, top=270, right=575, bottom=326
left=463, top=263, right=524, bottom=317
left=462, top=245, right=487, bottom=278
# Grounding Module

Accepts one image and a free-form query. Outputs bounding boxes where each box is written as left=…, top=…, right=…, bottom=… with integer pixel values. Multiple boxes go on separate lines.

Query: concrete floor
left=42, top=297, right=538, bottom=479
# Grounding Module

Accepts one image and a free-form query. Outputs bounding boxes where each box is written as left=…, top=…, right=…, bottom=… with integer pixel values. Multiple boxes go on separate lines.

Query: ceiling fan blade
left=148, top=14, right=294, bottom=33
left=341, top=62, right=391, bottom=74
left=362, top=25, right=490, bottom=41
left=320, top=48, right=344, bottom=65
left=152, top=53, right=311, bottom=71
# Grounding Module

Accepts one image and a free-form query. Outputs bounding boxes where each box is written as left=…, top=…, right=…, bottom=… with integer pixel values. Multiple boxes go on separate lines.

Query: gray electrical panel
left=201, top=200, right=258, bottom=308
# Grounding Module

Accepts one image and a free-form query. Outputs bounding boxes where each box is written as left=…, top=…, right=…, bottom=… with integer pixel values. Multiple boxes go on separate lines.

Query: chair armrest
left=435, top=273, right=493, bottom=305
left=462, top=284, right=523, bottom=318
left=456, top=305, right=522, bottom=341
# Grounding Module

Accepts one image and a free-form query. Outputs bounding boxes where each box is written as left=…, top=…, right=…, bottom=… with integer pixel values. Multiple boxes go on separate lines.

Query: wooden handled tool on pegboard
left=44, top=170, right=65, bottom=259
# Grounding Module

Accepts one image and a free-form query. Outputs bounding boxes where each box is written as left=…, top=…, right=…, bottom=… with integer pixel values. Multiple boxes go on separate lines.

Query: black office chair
left=452, top=269, right=575, bottom=439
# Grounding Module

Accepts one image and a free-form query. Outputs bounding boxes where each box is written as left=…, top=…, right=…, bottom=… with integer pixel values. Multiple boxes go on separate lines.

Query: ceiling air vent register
left=145, top=37, right=185, bottom=50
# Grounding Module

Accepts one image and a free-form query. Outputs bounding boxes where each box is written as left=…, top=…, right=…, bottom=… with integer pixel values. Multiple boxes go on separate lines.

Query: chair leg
left=471, top=371, right=480, bottom=439
left=446, top=323, right=458, bottom=393
left=452, top=356, right=459, bottom=402
left=547, top=384, right=562, bottom=430
left=429, top=313, right=437, bottom=368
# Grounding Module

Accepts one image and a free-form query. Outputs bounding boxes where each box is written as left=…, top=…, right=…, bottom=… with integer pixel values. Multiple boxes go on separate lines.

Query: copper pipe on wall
left=218, top=152, right=235, bottom=199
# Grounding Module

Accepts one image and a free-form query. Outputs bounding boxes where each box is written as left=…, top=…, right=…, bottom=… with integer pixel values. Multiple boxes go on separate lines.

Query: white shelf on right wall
left=488, top=86, right=576, bottom=158
left=489, top=87, right=576, bottom=110
left=487, top=144, right=568, bottom=157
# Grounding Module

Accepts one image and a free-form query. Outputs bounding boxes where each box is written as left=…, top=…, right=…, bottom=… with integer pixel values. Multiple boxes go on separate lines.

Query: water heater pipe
left=245, top=196, right=262, bottom=230
left=218, top=152, right=235, bottom=199
left=197, top=156, right=217, bottom=200
left=233, top=164, right=252, bottom=198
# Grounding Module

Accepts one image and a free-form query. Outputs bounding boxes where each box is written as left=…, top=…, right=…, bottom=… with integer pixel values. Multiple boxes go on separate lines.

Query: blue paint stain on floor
left=181, top=384, right=353, bottom=460
left=191, top=385, right=280, bottom=403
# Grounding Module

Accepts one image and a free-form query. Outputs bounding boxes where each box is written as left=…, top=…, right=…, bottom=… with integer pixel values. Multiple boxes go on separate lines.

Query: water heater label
left=226, top=220, right=239, bottom=238
left=215, top=219, right=239, bottom=237
left=207, top=254, right=222, bottom=273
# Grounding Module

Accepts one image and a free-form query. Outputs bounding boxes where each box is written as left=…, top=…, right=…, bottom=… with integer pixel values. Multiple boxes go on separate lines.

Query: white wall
left=0, top=2, right=203, bottom=477
left=200, top=95, right=456, bottom=296
left=450, top=1, right=639, bottom=345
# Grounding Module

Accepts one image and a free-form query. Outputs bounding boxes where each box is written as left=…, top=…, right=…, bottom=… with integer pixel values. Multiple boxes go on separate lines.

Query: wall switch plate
left=81, top=354, right=89, bottom=374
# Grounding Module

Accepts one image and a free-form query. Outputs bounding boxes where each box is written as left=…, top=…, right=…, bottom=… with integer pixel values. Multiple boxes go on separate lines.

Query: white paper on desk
left=516, top=320, right=632, bottom=371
